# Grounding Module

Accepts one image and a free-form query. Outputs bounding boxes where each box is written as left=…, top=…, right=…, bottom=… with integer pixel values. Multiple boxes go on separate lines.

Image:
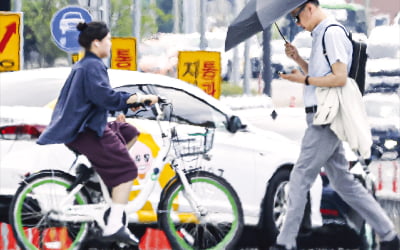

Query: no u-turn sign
left=0, top=12, right=22, bottom=72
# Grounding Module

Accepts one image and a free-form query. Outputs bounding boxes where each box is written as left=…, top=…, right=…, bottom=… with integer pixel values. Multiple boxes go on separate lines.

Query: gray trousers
left=276, top=113, right=395, bottom=248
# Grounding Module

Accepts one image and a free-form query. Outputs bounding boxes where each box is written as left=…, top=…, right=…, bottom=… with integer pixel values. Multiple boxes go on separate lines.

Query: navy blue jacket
left=37, top=52, right=131, bottom=145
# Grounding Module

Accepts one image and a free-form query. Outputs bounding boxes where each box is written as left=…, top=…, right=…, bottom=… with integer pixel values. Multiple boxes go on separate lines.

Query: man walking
left=270, top=1, right=399, bottom=249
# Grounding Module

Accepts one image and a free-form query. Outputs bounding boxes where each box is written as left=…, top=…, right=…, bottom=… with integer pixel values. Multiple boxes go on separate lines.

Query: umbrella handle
left=274, top=23, right=288, bottom=44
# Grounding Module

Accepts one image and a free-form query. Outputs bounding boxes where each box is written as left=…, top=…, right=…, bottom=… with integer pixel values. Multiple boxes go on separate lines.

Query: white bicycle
left=9, top=99, right=244, bottom=250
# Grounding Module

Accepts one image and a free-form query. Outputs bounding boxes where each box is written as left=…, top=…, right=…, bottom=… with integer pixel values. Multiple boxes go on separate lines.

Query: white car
left=366, top=25, right=400, bottom=77
left=363, top=86, right=400, bottom=159
left=0, top=67, right=320, bottom=246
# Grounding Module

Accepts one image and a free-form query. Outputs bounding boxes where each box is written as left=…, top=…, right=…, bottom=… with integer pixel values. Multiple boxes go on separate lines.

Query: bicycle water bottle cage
left=66, top=164, right=94, bottom=192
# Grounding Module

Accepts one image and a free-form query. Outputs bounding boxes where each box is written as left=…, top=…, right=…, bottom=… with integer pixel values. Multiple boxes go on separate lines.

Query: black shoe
left=269, top=244, right=297, bottom=250
left=102, top=226, right=139, bottom=246
left=380, top=236, right=400, bottom=250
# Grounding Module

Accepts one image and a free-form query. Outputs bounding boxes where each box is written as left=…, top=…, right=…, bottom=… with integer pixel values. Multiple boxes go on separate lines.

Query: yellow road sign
left=177, top=51, right=221, bottom=99
left=111, top=37, right=137, bottom=71
left=71, top=50, right=85, bottom=64
left=0, top=12, right=22, bottom=72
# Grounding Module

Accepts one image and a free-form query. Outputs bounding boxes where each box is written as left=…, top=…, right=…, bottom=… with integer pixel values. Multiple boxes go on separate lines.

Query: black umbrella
left=225, top=0, right=306, bottom=51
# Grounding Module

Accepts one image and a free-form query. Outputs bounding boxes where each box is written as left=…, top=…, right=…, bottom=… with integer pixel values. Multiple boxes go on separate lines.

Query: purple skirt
left=66, top=121, right=140, bottom=188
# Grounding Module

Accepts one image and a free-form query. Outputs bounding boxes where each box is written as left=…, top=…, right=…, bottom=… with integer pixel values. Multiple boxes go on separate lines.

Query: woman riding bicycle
left=37, top=21, right=158, bottom=246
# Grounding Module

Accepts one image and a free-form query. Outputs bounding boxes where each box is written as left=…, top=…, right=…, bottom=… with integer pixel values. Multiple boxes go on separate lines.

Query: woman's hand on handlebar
left=141, top=94, right=159, bottom=106
left=127, top=93, right=159, bottom=111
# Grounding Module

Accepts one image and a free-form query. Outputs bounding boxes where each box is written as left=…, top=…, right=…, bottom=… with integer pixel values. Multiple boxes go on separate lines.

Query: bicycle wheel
left=9, top=170, right=91, bottom=250
left=158, top=171, right=243, bottom=250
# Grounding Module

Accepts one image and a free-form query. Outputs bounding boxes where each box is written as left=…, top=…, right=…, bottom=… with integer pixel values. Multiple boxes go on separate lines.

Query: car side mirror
left=227, top=115, right=245, bottom=133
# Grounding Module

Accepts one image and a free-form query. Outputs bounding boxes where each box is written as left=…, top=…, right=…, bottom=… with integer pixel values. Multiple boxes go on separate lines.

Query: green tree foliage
left=154, top=3, right=173, bottom=33
left=156, top=0, right=173, bottom=33
left=22, top=0, right=68, bottom=67
left=110, top=0, right=133, bottom=37
left=110, top=0, right=172, bottom=38
left=141, top=2, right=160, bottom=37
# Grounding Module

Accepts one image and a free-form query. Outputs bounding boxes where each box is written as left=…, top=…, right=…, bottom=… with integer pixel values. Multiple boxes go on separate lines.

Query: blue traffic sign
left=51, top=6, right=92, bottom=53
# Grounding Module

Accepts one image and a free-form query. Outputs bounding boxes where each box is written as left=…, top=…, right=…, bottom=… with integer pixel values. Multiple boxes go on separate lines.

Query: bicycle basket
left=172, top=128, right=215, bottom=157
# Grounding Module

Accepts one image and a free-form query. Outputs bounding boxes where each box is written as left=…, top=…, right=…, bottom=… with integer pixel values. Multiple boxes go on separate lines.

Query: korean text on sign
left=111, top=37, right=137, bottom=71
left=177, top=51, right=221, bottom=99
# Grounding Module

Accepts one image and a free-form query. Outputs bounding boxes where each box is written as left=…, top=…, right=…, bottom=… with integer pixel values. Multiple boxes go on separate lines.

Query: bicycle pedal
left=90, top=226, right=103, bottom=236
left=83, top=229, right=114, bottom=248
left=84, top=226, right=103, bottom=242
left=67, top=164, right=94, bottom=192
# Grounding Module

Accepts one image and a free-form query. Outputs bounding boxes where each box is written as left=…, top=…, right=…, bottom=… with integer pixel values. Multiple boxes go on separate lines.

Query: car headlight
left=384, top=139, right=398, bottom=150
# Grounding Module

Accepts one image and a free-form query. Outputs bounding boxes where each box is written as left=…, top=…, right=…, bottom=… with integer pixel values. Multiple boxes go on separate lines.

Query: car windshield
left=113, top=84, right=227, bottom=128
left=154, top=85, right=227, bottom=128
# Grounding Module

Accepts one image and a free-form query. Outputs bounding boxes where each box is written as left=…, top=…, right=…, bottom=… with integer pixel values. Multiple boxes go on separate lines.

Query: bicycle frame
left=50, top=103, right=208, bottom=229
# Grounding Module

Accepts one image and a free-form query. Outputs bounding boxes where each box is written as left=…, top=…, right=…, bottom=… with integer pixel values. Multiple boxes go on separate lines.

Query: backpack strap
left=322, top=24, right=352, bottom=67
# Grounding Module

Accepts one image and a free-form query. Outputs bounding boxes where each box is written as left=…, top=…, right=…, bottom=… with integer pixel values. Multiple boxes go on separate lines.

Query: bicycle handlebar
left=151, top=96, right=170, bottom=121
left=125, top=95, right=170, bottom=118
left=153, top=103, right=164, bottom=120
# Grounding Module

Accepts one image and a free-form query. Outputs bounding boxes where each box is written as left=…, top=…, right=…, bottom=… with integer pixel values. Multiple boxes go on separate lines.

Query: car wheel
left=259, top=168, right=311, bottom=246
left=359, top=222, right=376, bottom=250
left=259, top=168, right=291, bottom=245
left=359, top=179, right=377, bottom=250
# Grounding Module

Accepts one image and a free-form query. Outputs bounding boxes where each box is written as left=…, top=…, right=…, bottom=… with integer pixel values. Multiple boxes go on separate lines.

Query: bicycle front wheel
left=9, top=170, right=91, bottom=250
left=158, top=171, right=243, bottom=250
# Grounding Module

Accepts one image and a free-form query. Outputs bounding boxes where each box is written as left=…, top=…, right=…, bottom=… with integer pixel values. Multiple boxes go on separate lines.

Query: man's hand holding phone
left=278, top=69, right=307, bottom=85
left=278, top=42, right=308, bottom=85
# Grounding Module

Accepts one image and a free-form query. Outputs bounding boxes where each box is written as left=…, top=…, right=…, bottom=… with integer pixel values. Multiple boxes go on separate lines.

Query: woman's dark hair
left=77, top=21, right=109, bottom=50
left=307, top=0, right=319, bottom=6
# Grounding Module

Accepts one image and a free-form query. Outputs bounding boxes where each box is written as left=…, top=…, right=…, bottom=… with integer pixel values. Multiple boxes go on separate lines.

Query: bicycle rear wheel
left=9, top=170, right=91, bottom=250
left=158, top=171, right=243, bottom=250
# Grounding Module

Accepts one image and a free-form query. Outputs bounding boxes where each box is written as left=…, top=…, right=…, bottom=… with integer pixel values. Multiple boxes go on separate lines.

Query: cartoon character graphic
left=131, top=140, right=153, bottom=179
